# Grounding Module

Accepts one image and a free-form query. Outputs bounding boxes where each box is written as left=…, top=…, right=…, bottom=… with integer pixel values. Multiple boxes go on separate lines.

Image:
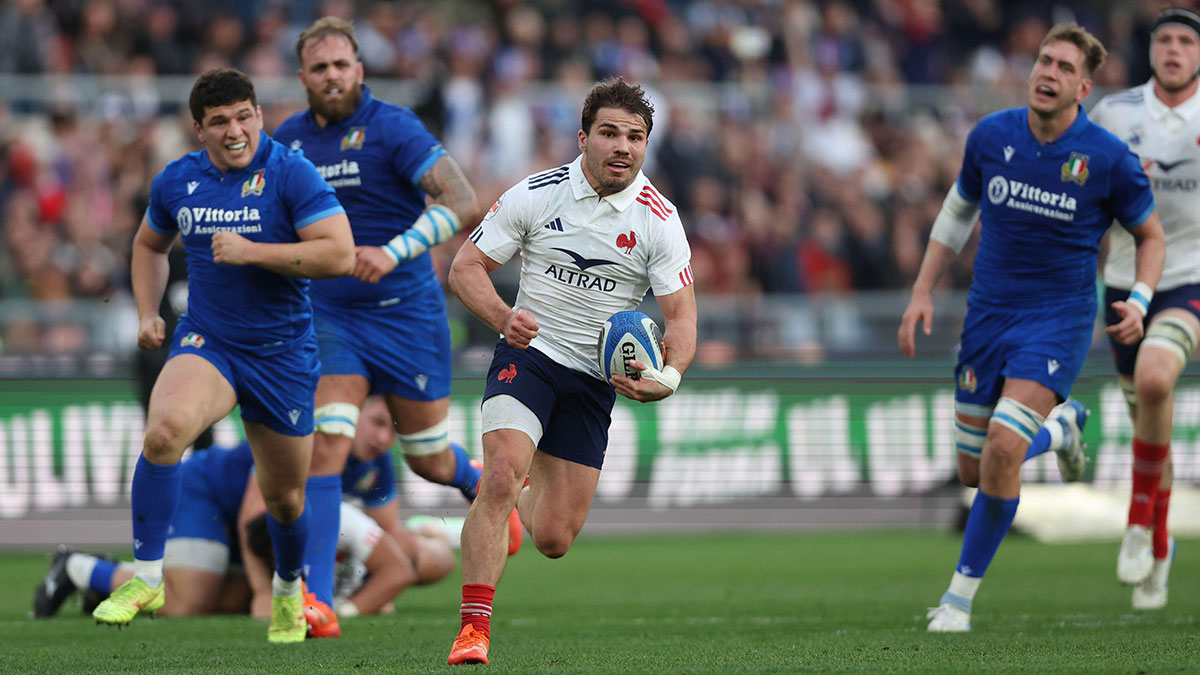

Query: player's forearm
left=421, top=155, right=481, bottom=229
left=130, top=240, right=170, bottom=319
left=1131, top=229, right=1165, bottom=290
left=245, top=239, right=355, bottom=278
left=662, top=321, right=697, bottom=375
left=449, top=261, right=513, bottom=334
left=910, top=240, right=958, bottom=296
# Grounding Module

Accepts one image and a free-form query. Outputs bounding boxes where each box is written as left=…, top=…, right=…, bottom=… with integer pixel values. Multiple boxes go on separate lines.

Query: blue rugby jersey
left=185, top=440, right=256, bottom=525
left=340, top=451, right=397, bottom=508
left=956, top=106, right=1155, bottom=308
left=188, top=440, right=395, bottom=512
left=145, top=130, right=345, bottom=348
left=273, top=86, right=447, bottom=307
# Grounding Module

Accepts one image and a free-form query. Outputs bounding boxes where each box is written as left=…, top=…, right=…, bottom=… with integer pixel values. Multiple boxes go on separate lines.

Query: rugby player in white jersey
left=444, top=77, right=697, bottom=665
left=1090, top=7, right=1200, bottom=609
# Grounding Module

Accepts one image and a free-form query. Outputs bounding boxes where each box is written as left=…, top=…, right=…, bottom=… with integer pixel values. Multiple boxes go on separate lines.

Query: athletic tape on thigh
left=1142, top=316, right=1198, bottom=369
left=990, top=397, right=1045, bottom=445
left=314, top=402, right=360, bottom=439
left=164, top=537, right=230, bottom=574
left=398, top=417, right=450, bottom=457
left=481, top=394, right=544, bottom=446
left=954, top=420, right=988, bottom=457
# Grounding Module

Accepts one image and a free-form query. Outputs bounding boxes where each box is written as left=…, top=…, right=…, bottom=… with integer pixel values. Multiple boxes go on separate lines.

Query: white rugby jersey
left=468, top=155, right=693, bottom=378
left=1092, top=81, right=1200, bottom=290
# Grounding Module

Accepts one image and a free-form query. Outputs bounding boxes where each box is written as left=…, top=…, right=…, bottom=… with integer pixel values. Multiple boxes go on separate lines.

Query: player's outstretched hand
left=1106, top=300, right=1146, bottom=345
left=353, top=246, right=398, bottom=283
left=504, top=310, right=539, bottom=349
left=898, top=292, right=934, bottom=358
left=612, top=360, right=673, bottom=402
left=211, top=231, right=255, bottom=265
left=137, top=315, right=166, bottom=350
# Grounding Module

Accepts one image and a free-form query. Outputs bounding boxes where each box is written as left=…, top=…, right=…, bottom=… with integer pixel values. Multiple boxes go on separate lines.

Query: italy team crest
left=241, top=169, right=266, bottom=197
left=1061, top=152, right=1089, bottom=186
left=181, top=332, right=205, bottom=349
left=341, top=127, right=366, bottom=151
left=957, top=366, right=977, bottom=393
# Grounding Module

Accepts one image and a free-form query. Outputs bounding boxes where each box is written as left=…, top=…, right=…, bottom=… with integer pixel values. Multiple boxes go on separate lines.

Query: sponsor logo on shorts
left=288, top=409, right=301, bottom=425
left=1047, top=359, right=1061, bottom=375
left=497, top=364, right=517, bottom=383
left=181, top=332, right=205, bottom=349
left=958, top=366, right=977, bottom=393
left=415, top=373, right=429, bottom=392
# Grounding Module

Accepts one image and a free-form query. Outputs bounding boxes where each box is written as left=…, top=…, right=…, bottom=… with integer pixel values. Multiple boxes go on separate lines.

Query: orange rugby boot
left=447, top=624, right=490, bottom=665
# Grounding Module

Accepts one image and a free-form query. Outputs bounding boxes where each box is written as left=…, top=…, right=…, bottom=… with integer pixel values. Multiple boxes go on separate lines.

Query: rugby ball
left=598, top=310, right=664, bottom=381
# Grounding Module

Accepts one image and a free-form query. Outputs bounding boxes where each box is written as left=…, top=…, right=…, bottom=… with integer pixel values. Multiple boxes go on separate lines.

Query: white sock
left=1045, top=416, right=1066, bottom=452
left=273, top=573, right=301, bottom=597
left=948, top=571, right=982, bottom=601
left=133, top=559, right=163, bottom=589
left=65, top=553, right=98, bottom=590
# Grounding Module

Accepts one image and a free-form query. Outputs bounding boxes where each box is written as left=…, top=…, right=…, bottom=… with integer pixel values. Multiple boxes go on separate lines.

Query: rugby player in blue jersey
left=898, top=24, right=1166, bottom=632
left=273, top=17, right=519, bottom=625
left=92, top=69, right=355, bottom=644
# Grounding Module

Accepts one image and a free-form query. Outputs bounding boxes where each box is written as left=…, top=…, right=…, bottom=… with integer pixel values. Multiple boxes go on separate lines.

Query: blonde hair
left=1040, top=22, right=1107, bottom=76
left=296, top=16, right=359, bottom=66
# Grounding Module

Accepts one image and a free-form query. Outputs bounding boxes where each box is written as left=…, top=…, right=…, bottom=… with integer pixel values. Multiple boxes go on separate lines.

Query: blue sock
left=1024, top=426, right=1052, bottom=461
left=130, top=455, right=182, bottom=561
left=956, top=490, right=1019, bottom=578
left=90, top=559, right=119, bottom=594
left=266, top=505, right=310, bottom=583
left=302, top=474, right=341, bottom=604
left=449, top=442, right=482, bottom=501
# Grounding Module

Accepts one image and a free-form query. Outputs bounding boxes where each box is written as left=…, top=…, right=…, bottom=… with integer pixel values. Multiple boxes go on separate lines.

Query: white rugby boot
left=1132, top=538, right=1175, bottom=610
left=1048, top=400, right=1088, bottom=482
left=926, top=595, right=971, bottom=633
left=1117, top=525, right=1155, bottom=585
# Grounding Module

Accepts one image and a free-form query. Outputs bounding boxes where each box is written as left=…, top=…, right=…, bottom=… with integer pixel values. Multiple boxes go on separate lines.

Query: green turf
left=2, top=531, right=1195, bottom=673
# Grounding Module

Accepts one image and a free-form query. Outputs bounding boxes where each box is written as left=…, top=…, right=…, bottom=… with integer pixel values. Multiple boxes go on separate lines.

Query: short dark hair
left=1040, top=23, right=1107, bottom=77
left=245, top=513, right=273, bottom=563
left=580, top=77, right=655, bottom=136
left=296, top=16, right=359, bottom=66
left=189, top=68, right=257, bottom=123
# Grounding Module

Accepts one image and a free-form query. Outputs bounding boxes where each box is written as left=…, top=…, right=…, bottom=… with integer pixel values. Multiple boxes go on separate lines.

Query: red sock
left=1128, top=439, right=1168, bottom=527
left=1153, top=488, right=1172, bottom=559
left=460, top=584, right=495, bottom=638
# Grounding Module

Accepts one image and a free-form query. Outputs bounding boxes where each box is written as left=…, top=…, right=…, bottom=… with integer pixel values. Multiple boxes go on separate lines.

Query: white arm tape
left=640, top=365, right=681, bottom=393
left=929, top=186, right=980, bottom=254
left=382, top=204, right=463, bottom=263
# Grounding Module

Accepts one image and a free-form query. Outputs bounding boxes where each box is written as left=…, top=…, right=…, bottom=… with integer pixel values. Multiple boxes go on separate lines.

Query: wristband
left=1127, top=281, right=1153, bottom=317
left=639, top=365, right=681, bottom=393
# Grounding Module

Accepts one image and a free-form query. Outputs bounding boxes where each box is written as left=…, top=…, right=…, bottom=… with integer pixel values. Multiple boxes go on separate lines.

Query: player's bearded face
left=299, top=35, right=365, bottom=124
left=196, top=100, right=263, bottom=172
left=579, top=107, right=649, bottom=198
left=1027, top=41, right=1090, bottom=117
left=1151, top=26, right=1200, bottom=92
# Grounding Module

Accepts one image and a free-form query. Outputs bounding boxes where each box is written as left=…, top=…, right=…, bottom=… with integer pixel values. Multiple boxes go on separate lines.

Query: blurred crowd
left=0, top=0, right=1183, bottom=356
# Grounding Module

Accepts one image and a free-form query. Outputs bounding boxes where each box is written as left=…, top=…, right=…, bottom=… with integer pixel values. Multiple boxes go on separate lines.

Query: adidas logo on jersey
left=544, top=217, right=564, bottom=232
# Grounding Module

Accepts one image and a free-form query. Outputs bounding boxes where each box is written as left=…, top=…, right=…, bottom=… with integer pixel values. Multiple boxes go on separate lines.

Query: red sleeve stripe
left=678, top=265, right=693, bottom=287
left=639, top=186, right=673, bottom=215
left=636, top=196, right=668, bottom=221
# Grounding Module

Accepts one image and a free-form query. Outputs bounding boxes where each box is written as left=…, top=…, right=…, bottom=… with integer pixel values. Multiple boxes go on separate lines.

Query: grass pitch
left=2, top=531, right=1195, bottom=673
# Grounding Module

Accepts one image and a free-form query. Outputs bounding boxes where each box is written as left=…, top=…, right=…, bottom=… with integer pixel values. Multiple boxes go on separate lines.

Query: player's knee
left=263, top=488, right=306, bottom=523
left=142, top=418, right=189, bottom=462
left=404, top=452, right=453, bottom=484
left=397, top=419, right=451, bottom=479
left=532, top=529, right=576, bottom=559
left=1134, top=367, right=1174, bottom=407
left=957, top=465, right=980, bottom=488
